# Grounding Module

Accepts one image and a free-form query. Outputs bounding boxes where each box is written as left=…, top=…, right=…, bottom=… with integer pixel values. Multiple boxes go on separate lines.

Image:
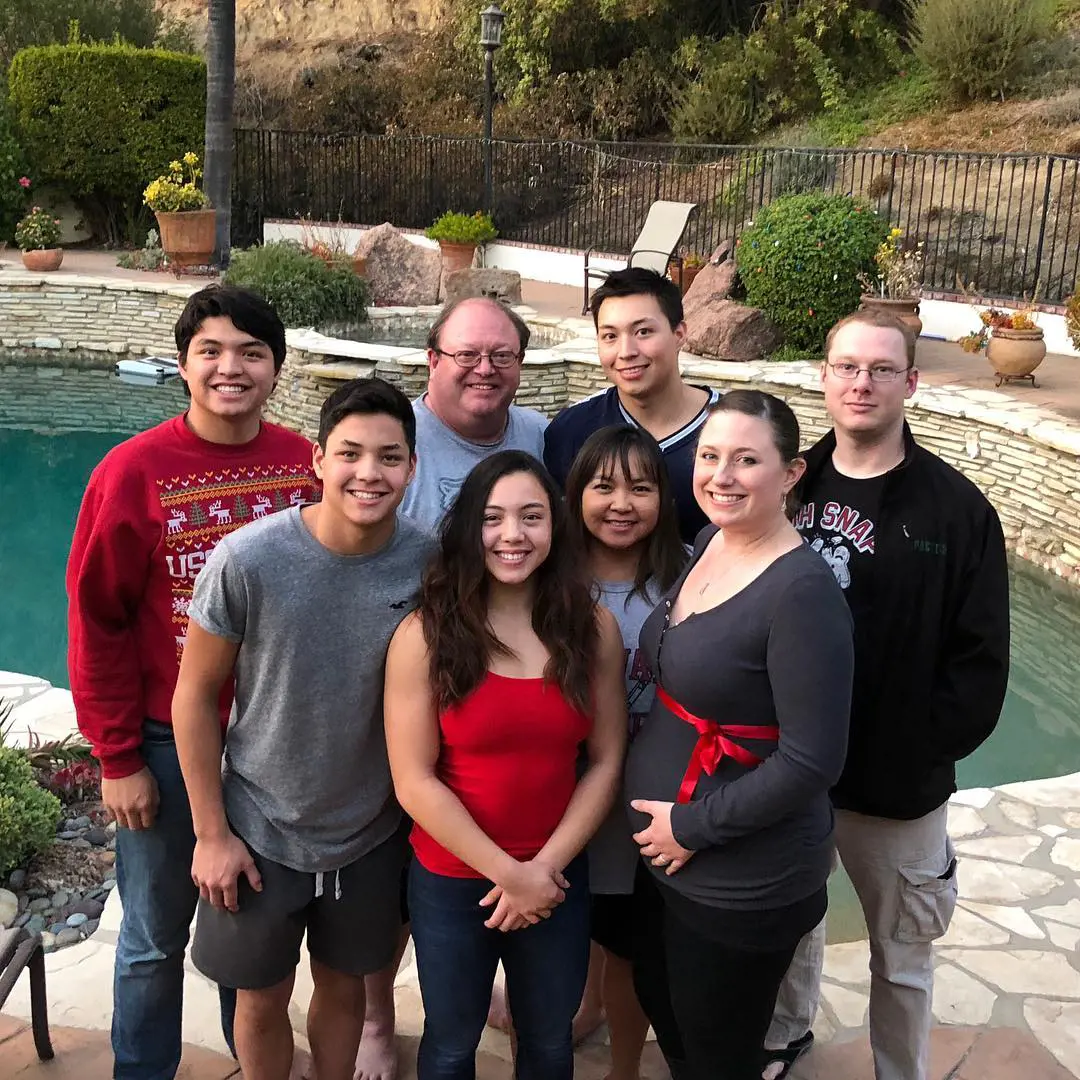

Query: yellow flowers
left=143, top=151, right=210, bottom=214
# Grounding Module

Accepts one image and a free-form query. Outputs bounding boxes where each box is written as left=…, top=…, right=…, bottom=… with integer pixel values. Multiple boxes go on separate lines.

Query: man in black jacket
left=762, top=309, right=1010, bottom=1080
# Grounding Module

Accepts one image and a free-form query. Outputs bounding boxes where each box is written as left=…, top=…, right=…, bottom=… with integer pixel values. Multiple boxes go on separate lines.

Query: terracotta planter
left=21, top=248, right=64, bottom=272
left=352, top=254, right=368, bottom=276
left=987, top=328, right=1045, bottom=386
left=155, top=210, right=217, bottom=268
left=437, top=241, right=477, bottom=274
left=670, top=263, right=703, bottom=295
left=859, top=294, right=923, bottom=338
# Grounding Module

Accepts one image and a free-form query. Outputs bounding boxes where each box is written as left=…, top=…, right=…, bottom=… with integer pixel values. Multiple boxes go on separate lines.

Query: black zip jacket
left=797, top=425, right=1010, bottom=820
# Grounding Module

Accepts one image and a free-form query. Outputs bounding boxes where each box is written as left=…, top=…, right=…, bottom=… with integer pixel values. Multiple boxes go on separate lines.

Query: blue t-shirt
left=543, top=385, right=719, bottom=544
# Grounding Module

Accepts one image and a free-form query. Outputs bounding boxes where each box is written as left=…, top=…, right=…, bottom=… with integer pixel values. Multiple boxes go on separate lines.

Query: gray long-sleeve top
left=624, top=535, right=854, bottom=910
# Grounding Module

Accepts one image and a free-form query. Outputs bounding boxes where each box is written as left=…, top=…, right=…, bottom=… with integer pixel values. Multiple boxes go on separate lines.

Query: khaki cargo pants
left=765, top=802, right=958, bottom=1080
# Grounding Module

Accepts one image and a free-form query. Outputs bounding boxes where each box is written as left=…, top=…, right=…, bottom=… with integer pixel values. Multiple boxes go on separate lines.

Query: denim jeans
left=112, top=721, right=236, bottom=1080
left=409, top=856, right=590, bottom=1080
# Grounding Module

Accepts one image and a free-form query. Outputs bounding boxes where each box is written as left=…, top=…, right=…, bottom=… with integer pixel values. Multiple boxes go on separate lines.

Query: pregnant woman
left=625, top=390, right=854, bottom=1080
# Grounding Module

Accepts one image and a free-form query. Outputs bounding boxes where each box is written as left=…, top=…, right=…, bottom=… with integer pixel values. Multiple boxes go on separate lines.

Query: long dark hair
left=565, top=425, right=687, bottom=603
left=419, top=450, right=598, bottom=713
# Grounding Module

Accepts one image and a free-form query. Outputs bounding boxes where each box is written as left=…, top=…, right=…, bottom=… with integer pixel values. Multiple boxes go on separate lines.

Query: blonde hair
left=825, top=309, right=916, bottom=369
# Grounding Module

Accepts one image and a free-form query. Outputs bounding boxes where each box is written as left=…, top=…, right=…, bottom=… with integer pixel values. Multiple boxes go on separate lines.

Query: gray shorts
left=191, top=828, right=407, bottom=990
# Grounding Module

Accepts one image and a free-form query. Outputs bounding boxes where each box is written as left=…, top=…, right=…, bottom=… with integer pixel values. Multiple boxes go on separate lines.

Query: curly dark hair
left=418, top=450, right=598, bottom=713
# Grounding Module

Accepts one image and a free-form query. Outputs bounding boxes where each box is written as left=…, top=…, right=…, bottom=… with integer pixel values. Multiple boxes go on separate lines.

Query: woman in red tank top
left=384, top=450, right=627, bottom=1080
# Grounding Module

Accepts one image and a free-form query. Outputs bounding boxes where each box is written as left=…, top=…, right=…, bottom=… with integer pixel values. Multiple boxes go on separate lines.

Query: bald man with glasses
left=400, top=297, right=548, bottom=530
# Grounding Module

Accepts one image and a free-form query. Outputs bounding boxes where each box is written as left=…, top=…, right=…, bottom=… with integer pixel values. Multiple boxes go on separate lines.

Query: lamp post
left=479, top=3, right=505, bottom=215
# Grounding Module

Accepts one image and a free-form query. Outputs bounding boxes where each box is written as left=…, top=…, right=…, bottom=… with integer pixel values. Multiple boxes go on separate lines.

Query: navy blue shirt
left=543, top=385, right=720, bottom=544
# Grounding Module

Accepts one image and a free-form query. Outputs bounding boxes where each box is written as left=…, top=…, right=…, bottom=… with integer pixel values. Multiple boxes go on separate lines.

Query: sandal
left=761, top=1031, right=815, bottom=1080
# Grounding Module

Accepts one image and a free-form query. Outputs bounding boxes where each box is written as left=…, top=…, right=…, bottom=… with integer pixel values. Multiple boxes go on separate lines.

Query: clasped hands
left=480, top=858, right=570, bottom=933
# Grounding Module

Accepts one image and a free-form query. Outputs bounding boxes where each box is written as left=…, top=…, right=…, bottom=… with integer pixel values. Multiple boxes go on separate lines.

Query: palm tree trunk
left=204, top=0, right=236, bottom=268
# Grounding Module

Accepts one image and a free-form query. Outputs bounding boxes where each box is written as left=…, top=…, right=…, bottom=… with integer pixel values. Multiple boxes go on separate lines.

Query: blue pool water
left=2, top=369, right=1078, bottom=940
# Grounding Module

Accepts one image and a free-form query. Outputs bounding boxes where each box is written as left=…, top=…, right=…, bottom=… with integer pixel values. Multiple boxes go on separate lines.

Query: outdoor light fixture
left=479, top=4, right=505, bottom=49
left=480, top=4, right=505, bottom=213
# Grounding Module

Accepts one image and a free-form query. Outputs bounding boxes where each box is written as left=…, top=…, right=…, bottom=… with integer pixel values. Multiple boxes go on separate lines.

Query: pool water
left=2, top=369, right=1079, bottom=942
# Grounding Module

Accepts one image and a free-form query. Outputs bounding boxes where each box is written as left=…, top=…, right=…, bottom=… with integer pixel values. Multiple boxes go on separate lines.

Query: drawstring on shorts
left=313, top=869, right=343, bottom=900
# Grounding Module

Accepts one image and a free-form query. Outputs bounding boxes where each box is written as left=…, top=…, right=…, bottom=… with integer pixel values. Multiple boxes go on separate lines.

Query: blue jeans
left=408, top=856, right=590, bottom=1080
left=112, top=721, right=236, bottom=1080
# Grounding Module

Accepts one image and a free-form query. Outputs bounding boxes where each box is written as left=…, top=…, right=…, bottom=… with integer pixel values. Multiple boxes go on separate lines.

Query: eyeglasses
left=434, top=349, right=522, bottom=369
left=826, top=361, right=912, bottom=383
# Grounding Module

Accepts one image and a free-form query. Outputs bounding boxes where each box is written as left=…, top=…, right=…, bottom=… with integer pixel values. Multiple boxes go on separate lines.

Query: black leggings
left=630, top=869, right=802, bottom=1080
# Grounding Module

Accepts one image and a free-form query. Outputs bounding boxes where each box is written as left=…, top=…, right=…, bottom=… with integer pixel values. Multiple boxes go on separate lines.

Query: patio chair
left=582, top=200, right=698, bottom=314
left=0, top=927, right=54, bottom=1062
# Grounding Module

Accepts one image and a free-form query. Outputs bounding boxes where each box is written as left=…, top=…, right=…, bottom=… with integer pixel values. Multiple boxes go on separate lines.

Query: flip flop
left=761, top=1031, right=815, bottom=1080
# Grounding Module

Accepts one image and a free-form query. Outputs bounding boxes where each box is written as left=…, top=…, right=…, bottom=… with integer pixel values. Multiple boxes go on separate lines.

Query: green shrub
left=9, top=42, right=205, bottom=244
left=736, top=193, right=888, bottom=351
left=0, top=100, right=29, bottom=244
left=223, top=242, right=372, bottom=329
left=907, top=0, right=1056, bottom=102
left=671, top=2, right=903, bottom=143
left=0, top=745, right=62, bottom=878
left=425, top=211, right=498, bottom=245
left=0, top=0, right=163, bottom=68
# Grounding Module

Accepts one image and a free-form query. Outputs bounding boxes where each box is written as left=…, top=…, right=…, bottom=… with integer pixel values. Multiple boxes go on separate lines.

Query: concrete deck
left=6, top=663, right=1080, bottom=1077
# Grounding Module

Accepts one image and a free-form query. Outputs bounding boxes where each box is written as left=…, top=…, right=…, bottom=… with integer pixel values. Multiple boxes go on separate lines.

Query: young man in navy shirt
left=544, top=268, right=719, bottom=543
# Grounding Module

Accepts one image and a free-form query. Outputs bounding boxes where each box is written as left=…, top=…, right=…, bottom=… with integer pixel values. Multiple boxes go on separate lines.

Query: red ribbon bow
left=657, top=686, right=779, bottom=804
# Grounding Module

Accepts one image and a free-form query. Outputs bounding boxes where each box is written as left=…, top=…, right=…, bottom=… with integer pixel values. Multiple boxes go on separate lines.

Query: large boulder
left=684, top=299, right=782, bottom=361
left=354, top=223, right=441, bottom=306
left=682, top=257, right=738, bottom=311
left=444, top=267, right=523, bottom=306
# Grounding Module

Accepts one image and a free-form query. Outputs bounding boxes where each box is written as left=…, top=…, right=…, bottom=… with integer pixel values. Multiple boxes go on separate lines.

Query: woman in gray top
left=625, top=391, right=854, bottom=1080
left=565, top=425, right=688, bottom=1080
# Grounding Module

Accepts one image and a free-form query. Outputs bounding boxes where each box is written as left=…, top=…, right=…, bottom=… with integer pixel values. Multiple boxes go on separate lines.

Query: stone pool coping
left=5, top=270, right=1080, bottom=582
left=4, top=669, right=1080, bottom=1074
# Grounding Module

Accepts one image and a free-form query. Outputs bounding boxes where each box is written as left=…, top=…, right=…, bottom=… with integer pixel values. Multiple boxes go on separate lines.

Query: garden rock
left=354, top=223, right=440, bottom=306
left=0, top=888, right=18, bottom=929
left=66, top=912, right=89, bottom=928
left=28, top=897, right=51, bottom=913
left=40, top=931, right=55, bottom=952
left=682, top=258, right=738, bottom=311
left=51, top=890, right=69, bottom=908
left=70, top=898, right=104, bottom=919
left=443, top=268, right=522, bottom=306
left=55, top=927, right=81, bottom=947
left=26, top=915, right=46, bottom=935
left=86, top=827, right=109, bottom=847
left=684, top=300, right=782, bottom=361
left=8, top=868, right=27, bottom=890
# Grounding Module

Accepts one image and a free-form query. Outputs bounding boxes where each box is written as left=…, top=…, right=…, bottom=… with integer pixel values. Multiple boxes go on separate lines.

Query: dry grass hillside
left=156, top=0, right=443, bottom=65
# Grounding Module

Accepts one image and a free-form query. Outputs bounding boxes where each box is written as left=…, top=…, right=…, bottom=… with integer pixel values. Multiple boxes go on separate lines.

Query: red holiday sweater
left=66, top=414, right=318, bottom=779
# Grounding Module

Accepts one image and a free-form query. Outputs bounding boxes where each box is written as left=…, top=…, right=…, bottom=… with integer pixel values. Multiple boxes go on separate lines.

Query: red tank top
left=410, top=672, right=591, bottom=878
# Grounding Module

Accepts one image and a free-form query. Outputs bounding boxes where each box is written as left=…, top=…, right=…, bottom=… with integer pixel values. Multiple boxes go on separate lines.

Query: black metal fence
left=232, top=130, right=1080, bottom=303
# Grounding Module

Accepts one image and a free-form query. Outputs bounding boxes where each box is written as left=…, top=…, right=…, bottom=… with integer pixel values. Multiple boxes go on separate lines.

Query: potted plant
left=15, top=205, right=64, bottom=271
left=142, top=152, right=215, bottom=268
left=959, top=305, right=1045, bottom=387
left=669, top=252, right=706, bottom=295
left=858, top=227, right=924, bottom=336
left=424, top=211, right=498, bottom=276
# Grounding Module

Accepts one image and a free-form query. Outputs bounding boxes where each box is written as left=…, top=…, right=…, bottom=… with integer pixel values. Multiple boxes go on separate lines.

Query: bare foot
left=353, top=1019, right=399, bottom=1080
left=290, top=1047, right=315, bottom=1080
left=571, top=1004, right=605, bottom=1046
left=486, top=985, right=512, bottom=1034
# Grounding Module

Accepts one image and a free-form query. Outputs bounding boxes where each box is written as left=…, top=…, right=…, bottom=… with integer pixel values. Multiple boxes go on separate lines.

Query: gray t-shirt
left=401, top=394, right=548, bottom=530
left=588, top=578, right=663, bottom=895
left=188, top=507, right=436, bottom=873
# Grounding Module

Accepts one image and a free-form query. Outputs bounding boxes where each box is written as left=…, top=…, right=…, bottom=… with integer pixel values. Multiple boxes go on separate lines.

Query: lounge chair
left=0, top=927, right=54, bottom=1062
left=583, top=200, right=698, bottom=314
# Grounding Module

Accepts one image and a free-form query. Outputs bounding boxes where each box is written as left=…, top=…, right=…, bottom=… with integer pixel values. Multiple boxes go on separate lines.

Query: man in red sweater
left=66, top=284, right=319, bottom=1080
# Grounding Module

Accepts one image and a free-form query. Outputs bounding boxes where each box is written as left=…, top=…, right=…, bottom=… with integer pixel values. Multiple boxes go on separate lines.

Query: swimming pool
left=1, top=366, right=1078, bottom=941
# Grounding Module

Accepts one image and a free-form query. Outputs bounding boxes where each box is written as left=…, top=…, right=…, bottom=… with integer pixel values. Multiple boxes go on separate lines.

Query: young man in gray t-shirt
left=172, top=378, right=435, bottom=1080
